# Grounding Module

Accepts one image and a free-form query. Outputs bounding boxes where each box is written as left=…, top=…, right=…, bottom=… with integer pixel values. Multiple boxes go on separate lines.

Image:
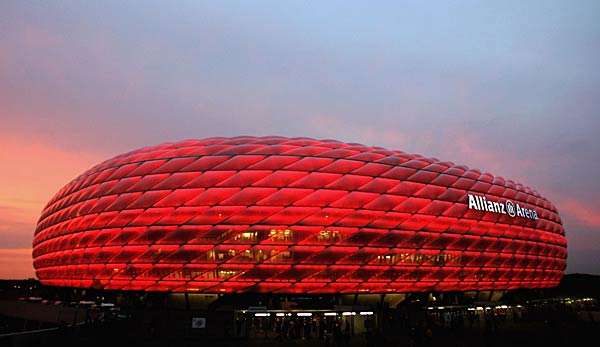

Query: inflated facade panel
left=32, top=136, right=567, bottom=293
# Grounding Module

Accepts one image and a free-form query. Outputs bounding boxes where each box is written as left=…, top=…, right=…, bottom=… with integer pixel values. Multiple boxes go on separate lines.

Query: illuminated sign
left=467, top=193, right=538, bottom=220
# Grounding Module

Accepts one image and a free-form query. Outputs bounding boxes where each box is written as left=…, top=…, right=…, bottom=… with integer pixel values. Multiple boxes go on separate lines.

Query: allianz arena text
left=32, top=136, right=567, bottom=293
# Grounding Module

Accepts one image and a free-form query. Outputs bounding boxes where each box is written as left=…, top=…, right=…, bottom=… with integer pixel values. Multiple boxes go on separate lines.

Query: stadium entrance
left=233, top=308, right=377, bottom=341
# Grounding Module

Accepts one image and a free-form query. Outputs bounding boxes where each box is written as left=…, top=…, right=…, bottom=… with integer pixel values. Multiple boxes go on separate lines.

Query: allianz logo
left=467, top=193, right=538, bottom=220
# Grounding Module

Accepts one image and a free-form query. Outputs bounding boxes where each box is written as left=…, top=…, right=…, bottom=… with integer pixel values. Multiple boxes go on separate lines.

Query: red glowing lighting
left=32, top=136, right=567, bottom=293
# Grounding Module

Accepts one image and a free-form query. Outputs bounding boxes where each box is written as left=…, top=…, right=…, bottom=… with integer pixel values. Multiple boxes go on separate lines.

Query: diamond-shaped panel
left=32, top=136, right=567, bottom=293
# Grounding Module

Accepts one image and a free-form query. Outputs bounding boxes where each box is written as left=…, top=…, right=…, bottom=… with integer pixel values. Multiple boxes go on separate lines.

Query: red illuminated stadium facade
left=32, top=136, right=567, bottom=294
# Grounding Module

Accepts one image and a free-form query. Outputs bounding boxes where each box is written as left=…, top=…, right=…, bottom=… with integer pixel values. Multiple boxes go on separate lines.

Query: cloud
left=556, top=198, right=600, bottom=228
left=0, top=131, right=107, bottom=248
left=0, top=205, right=36, bottom=247
left=0, top=248, right=34, bottom=279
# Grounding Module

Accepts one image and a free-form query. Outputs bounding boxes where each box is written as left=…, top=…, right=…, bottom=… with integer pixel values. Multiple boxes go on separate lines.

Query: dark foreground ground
left=2, top=317, right=598, bottom=347
left=1, top=274, right=599, bottom=347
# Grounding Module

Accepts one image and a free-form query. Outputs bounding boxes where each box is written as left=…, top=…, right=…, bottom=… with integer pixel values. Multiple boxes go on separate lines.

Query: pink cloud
left=0, top=130, right=107, bottom=213
left=0, top=128, right=111, bottom=278
left=0, top=130, right=107, bottom=277
left=22, top=25, right=62, bottom=49
left=0, top=131, right=106, bottom=248
left=0, top=248, right=34, bottom=279
left=558, top=198, right=600, bottom=229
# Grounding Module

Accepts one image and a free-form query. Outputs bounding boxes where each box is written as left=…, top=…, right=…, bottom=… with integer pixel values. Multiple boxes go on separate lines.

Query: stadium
left=31, top=136, right=567, bottom=294
left=12, top=136, right=574, bottom=342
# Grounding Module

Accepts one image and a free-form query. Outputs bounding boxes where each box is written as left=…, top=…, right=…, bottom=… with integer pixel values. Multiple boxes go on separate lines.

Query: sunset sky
left=1, top=1, right=599, bottom=278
